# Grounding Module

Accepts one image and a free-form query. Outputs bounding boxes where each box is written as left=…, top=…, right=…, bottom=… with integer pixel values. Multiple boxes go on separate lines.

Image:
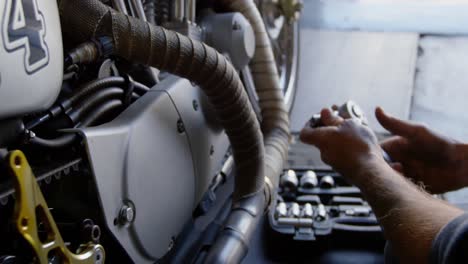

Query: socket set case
left=269, top=169, right=381, bottom=241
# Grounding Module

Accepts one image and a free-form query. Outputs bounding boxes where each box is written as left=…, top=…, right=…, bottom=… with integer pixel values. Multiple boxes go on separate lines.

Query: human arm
left=376, top=108, right=468, bottom=193
left=300, top=108, right=464, bottom=263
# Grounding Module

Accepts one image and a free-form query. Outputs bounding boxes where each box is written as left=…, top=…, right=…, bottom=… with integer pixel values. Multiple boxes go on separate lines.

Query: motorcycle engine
left=0, top=0, right=266, bottom=263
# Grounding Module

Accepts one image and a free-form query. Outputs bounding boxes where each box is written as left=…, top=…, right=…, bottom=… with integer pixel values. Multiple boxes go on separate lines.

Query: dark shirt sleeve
left=430, top=213, right=468, bottom=264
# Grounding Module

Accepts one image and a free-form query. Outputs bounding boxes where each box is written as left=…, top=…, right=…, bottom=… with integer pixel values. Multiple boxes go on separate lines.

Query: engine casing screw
left=177, top=119, right=185, bottom=133
left=119, top=205, right=135, bottom=225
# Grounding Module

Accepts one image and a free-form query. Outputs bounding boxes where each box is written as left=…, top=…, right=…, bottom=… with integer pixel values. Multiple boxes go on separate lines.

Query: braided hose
left=218, top=0, right=291, bottom=205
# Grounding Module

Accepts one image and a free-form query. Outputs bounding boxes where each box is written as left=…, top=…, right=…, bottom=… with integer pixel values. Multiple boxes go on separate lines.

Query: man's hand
left=299, top=106, right=464, bottom=262
left=376, top=107, right=468, bottom=193
left=300, top=108, right=385, bottom=185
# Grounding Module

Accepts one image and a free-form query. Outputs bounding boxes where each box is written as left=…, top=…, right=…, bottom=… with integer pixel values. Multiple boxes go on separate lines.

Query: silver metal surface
left=338, top=101, right=368, bottom=125
left=200, top=12, right=255, bottom=70
left=319, top=175, right=335, bottom=189
left=277, top=217, right=313, bottom=227
left=78, top=75, right=229, bottom=262
left=301, top=203, right=313, bottom=218
left=119, top=205, right=135, bottom=224
left=158, top=76, right=230, bottom=203
left=275, top=202, right=288, bottom=218
left=80, top=86, right=195, bottom=263
left=260, top=0, right=299, bottom=111
left=316, top=204, right=327, bottom=221
left=112, top=0, right=128, bottom=14
left=185, top=0, right=196, bottom=22
left=129, top=0, right=147, bottom=21
left=0, top=0, right=63, bottom=118
left=300, top=170, right=318, bottom=189
left=288, top=203, right=300, bottom=218
left=172, top=0, right=185, bottom=22
left=280, top=169, right=298, bottom=191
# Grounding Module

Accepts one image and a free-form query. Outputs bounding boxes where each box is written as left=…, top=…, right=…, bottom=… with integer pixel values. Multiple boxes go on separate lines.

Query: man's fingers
left=321, top=108, right=344, bottom=126
left=380, top=136, right=410, bottom=162
left=300, top=126, right=338, bottom=148
left=389, top=162, right=404, bottom=174
left=375, top=107, right=418, bottom=138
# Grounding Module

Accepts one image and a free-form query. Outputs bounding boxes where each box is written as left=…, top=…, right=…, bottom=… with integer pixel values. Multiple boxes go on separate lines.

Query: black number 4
left=2, top=0, right=49, bottom=74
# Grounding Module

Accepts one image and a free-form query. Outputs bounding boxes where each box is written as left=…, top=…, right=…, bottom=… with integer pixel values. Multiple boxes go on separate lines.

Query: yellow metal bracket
left=7, top=150, right=105, bottom=264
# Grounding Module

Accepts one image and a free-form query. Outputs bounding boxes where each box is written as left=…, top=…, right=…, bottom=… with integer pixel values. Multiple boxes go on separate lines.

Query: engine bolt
left=177, top=119, right=185, bottom=133
left=95, top=247, right=104, bottom=264
left=119, top=205, right=135, bottom=224
left=232, top=21, right=242, bottom=30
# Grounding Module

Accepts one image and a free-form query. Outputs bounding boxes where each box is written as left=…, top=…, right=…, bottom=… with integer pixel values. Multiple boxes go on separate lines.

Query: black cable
left=29, top=134, right=77, bottom=149
left=29, top=100, right=123, bottom=148
left=123, top=75, right=135, bottom=107
left=68, top=77, right=127, bottom=105
left=68, top=87, right=124, bottom=124
left=26, top=77, right=149, bottom=129
left=133, top=80, right=150, bottom=95
left=80, top=99, right=123, bottom=127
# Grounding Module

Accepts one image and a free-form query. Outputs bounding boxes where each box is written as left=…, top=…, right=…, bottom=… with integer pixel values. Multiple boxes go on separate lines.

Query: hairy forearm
left=351, top=157, right=464, bottom=263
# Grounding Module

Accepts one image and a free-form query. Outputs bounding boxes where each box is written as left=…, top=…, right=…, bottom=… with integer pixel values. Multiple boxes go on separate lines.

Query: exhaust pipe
left=58, top=0, right=289, bottom=262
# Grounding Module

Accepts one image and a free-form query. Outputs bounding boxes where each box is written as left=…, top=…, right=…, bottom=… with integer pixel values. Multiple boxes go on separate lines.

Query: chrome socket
left=300, top=170, right=318, bottom=189
left=281, top=170, right=299, bottom=191
left=275, top=202, right=288, bottom=218
left=319, top=175, right=335, bottom=189
left=288, top=202, right=300, bottom=218
left=316, top=204, right=327, bottom=221
left=301, top=203, right=314, bottom=218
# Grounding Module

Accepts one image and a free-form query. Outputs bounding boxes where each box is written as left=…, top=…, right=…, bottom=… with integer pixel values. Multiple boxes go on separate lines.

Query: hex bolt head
left=95, top=247, right=104, bottom=264
left=177, top=119, right=185, bottom=133
left=119, top=205, right=135, bottom=224
left=232, top=21, right=242, bottom=30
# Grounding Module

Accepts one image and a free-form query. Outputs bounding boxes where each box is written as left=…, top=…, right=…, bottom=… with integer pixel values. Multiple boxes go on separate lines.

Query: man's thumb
left=375, top=107, right=415, bottom=138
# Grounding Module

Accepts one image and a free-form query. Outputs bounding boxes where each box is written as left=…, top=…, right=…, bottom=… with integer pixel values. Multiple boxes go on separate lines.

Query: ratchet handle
left=308, top=101, right=392, bottom=163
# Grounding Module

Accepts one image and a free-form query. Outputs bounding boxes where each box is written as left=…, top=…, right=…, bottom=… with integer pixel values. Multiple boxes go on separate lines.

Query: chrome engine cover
left=78, top=76, right=230, bottom=262
left=0, top=0, right=63, bottom=119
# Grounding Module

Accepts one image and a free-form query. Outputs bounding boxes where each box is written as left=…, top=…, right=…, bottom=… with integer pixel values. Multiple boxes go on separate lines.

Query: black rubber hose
left=133, top=80, right=151, bottom=95
left=29, top=100, right=123, bottom=148
left=29, top=134, right=77, bottom=149
left=68, top=87, right=124, bottom=124
left=80, top=99, right=123, bottom=126
left=26, top=77, right=148, bottom=130
left=66, top=77, right=147, bottom=107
